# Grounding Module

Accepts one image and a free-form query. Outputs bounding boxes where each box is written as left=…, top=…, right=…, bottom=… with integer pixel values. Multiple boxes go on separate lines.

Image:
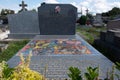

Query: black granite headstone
left=38, top=4, right=77, bottom=35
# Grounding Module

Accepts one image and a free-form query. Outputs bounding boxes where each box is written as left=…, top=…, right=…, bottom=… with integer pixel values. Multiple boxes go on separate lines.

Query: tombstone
left=38, top=4, right=77, bottom=35
left=107, top=19, right=120, bottom=30
left=0, top=20, right=3, bottom=25
left=93, top=13, right=103, bottom=27
left=114, top=35, right=120, bottom=47
left=105, top=30, right=120, bottom=43
left=96, top=14, right=103, bottom=23
left=8, top=11, right=40, bottom=39
left=100, top=19, right=120, bottom=47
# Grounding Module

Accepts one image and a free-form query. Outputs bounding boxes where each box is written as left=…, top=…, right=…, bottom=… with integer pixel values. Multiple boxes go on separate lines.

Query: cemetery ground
left=0, top=26, right=120, bottom=80
left=0, top=26, right=107, bottom=63
left=0, top=40, right=29, bottom=62
left=76, top=26, right=107, bottom=44
left=76, top=25, right=119, bottom=63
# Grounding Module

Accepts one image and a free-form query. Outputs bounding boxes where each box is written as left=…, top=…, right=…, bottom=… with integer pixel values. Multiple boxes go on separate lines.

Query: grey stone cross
left=19, top=0, right=27, bottom=11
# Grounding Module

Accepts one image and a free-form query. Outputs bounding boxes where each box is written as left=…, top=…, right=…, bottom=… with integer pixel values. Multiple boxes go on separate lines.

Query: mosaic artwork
left=17, top=39, right=92, bottom=56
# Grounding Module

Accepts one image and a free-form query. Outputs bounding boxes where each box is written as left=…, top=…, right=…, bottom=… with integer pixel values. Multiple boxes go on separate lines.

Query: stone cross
left=19, top=0, right=27, bottom=11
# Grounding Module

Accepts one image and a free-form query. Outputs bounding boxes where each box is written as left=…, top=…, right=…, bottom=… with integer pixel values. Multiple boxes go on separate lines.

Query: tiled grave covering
left=8, top=35, right=114, bottom=79
left=17, top=39, right=92, bottom=56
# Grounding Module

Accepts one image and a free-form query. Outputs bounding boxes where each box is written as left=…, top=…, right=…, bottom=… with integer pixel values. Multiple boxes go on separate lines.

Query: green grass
left=76, top=26, right=106, bottom=44
left=76, top=26, right=119, bottom=62
left=0, top=40, right=29, bottom=62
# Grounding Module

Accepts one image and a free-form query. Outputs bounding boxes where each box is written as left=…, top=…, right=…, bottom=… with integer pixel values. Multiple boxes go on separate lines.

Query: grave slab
left=8, top=34, right=114, bottom=79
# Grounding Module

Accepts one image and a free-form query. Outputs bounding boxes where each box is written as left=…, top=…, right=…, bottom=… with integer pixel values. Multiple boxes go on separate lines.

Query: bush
left=0, top=61, right=14, bottom=80
left=68, top=67, right=82, bottom=80
left=77, top=15, right=87, bottom=25
left=9, top=52, right=45, bottom=80
left=0, top=52, right=45, bottom=80
left=84, top=67, right=99, bottom=80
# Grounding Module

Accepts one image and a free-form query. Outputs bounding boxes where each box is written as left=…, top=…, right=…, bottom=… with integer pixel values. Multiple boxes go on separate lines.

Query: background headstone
left=8, top=11, right=40, bottom=39
left=107, top=19, right=120, bottom=30
left=100, top=19, right=120, bottom=49
left=38, top=4, right=77, bottom=35
left=93, top=13, right=103, bottom=27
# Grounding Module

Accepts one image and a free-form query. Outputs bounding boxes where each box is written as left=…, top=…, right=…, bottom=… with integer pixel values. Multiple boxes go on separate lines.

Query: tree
left=0, top=9, right=14, bottom=16
left=102, top=7, right=120, bottom=17
left=77, top=15, right=87, bottom=25
left=30, top=9, right=37, bottom=12
left=87, top=13, right=94, bottom=24
left=109, top=7, right=120, bottom=16
left=0, top=9, right=14, bottom=24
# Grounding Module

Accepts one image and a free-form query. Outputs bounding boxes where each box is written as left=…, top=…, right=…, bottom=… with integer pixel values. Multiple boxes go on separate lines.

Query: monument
left=8, top=1, right=40, bottom=39
left=38, top=3, right=77, bottom=35
left=100, top=19, right=120, bottom=45
left=93, top=13, right=104, bottom=27
left=7, top=3, right=114, bottom=79
left=97, top=19, right=120, bottom=62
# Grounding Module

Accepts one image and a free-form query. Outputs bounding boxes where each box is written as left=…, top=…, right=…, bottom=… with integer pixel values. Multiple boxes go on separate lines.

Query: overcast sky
left=0, top=0, right=120, bottom=15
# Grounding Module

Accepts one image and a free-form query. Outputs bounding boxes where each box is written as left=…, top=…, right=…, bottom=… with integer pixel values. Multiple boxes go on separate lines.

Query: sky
left=0, top=0, right=120, bottom=15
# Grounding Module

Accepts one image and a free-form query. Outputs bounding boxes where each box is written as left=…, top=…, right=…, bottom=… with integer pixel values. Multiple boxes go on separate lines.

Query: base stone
left=8, top=35, right=113, bottom=79
left=8, top=33, right=39, bottom=39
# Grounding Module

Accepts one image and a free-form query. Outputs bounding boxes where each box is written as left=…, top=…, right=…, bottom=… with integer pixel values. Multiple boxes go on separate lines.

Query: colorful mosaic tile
left=17, top=39, right=92, bottom=56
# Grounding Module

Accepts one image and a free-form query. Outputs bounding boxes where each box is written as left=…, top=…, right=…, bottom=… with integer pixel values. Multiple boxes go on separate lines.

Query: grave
left=8, top=35, right=113, bottom=79
left=107, top=19, right=120, bottom=30
left=7, top=3, right=114, bottom=79
left=93, top=13, right=104, bottom=27
left=100, top=19, right=120, bottom=45
left=38, top=3, right=77, bottom=35
left=97, top=19, right=120, bottom=62
left=8, top=11, right=40, bottom=39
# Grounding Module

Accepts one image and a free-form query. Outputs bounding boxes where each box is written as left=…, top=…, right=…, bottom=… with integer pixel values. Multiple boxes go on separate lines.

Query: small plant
left=84, top=66, right=99, bottom=80
left=109, top=65, right=115, bottom=80
left=0, top=61, right=14, bottom=80
left=77, top=15, right=87, bottom=25
left=9, top=52, right=45, bottom=80
left=68, top=66, right=82, bottom=80
left=115, top=62, right=120, bottom=71
left=115, top=62, right=120, bottom=80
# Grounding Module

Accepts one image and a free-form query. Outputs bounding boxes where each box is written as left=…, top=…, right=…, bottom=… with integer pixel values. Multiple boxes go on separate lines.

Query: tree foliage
left=77, top=15, right=87, bottom=25
left=102, top=7, right=120, bottom=17
left=0, top=9, right=14, bottom=15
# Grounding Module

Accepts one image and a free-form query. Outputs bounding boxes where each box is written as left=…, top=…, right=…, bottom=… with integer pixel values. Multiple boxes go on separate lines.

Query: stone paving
left=8, top=35, right=114, bottom=80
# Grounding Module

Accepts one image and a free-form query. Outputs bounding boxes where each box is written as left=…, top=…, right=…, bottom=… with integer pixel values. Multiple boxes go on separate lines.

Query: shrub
left=8, top=52, right=45, bottom=80
left=0, top=61, right=14, bottom=80
left=115, top=62, right=120, bottom=80
left=77, top=15, right=87, bottom=25
left=84, top=67, right=99, bottom=80
left=68, top=67, right=82, bottom=80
